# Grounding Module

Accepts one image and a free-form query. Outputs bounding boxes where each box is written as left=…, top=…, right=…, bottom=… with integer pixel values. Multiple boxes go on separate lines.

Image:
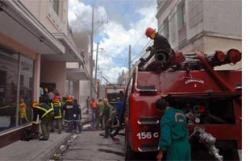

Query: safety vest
left=32, top=105, right=53, bottom=124
left=90, top=100, right=97, bottom=109
left=51, top=102, right=62, bottom=119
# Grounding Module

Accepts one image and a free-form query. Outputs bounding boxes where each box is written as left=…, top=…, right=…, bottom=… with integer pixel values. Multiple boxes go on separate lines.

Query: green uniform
left=159, top=107, right=191, bottom=161
left=103, top=103, right=114, bottom=138
left=97, top=101, right=105, bottom=129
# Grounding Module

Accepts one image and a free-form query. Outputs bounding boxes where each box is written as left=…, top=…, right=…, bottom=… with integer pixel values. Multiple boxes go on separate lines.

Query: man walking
left=155, top=98, right=191, bottom=161
left=32, top=98, right=53, bottom=141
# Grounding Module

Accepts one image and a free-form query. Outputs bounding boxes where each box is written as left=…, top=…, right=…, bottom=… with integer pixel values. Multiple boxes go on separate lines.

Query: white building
left=156, top=0, right=242, bottom=70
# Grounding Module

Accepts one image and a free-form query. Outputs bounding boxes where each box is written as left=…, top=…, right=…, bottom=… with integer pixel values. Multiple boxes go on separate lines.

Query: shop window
left=177, top=1, right=185, bottom=31
left=163, top=18, right=169, bottom=39
left=0, top=48, right=19, bottom=131
left=19, top=56, right=34, bottom=125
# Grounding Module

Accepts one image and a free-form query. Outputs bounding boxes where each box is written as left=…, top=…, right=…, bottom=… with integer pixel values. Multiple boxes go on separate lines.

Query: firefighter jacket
left=63, top=102, right=75, bottom=120
left=32, top=103, right=53, bottom=124
left=159, top=107, right=191, bottom=161
left=72, top=103, right=81, bottom=120
left=51, top=102, right=62, bottom=119
left=153, top=33, right=172, bottom=55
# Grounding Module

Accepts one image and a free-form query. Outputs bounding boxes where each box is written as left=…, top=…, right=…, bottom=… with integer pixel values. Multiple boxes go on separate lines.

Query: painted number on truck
left=136, top=132, right=159, bottom=140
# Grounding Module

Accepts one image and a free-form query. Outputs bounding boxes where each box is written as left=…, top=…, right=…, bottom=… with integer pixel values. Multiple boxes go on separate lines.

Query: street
left=61, top=130, right=125, bottom=161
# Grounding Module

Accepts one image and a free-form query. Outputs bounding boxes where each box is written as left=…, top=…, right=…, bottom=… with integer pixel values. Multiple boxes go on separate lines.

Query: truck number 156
left=136, top=132, right=159, bottom=140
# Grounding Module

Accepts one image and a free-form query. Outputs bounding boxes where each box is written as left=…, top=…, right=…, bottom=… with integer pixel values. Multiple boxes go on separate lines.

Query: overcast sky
left=68, top=0, right=157, bottom=83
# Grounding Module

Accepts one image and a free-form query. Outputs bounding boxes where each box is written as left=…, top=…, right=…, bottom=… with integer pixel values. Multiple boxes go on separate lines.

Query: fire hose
left=189, top=127, right=223, bottom=161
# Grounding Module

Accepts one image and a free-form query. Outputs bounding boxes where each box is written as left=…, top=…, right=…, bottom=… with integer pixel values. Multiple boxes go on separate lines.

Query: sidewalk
left=0, top=132, right=71, bottom=161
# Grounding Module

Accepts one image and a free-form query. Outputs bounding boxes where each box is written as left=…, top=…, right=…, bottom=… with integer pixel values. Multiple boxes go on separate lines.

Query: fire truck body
left=125, top=50, right=241, bottom=160
left=105, top=84, right=125, bottom=107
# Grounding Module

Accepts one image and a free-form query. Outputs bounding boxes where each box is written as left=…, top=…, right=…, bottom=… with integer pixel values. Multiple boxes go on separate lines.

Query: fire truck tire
left=125, top=144, right=138, bottom=161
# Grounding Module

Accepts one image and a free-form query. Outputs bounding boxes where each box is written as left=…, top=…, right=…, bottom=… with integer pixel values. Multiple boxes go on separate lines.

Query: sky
left=68, top=0, right=157, bottom=83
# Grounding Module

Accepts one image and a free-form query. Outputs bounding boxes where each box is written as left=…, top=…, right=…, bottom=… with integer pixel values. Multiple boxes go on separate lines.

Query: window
left=163, top=18, right=169, bottom=39
left=0, top=47, right=19, bottom=131
left=0, top=46, right=34, bottom=130
left=19, top=56, right=34, bottom=125
left=52, top=0, right=60, bottom=15
left=169, top=13, right=176, bottom=43
left=177, top=1, right=185, bottom=31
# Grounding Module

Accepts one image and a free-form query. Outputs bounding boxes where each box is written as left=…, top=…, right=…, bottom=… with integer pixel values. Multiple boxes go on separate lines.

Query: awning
left=0, top=0, right=65, bottom=54
left=53, top=33, right=84, bottom=62
left=66, top=68, right=89, bottom=80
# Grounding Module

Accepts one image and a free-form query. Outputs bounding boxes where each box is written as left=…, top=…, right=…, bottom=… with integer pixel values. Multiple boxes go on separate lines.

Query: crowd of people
left=88, top=93, right=125, bottom=139
left=30, top=89, right=82, bottom=141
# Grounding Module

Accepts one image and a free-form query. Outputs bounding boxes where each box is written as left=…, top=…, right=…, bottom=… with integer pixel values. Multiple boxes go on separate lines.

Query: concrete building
left=156, top=0, right=242, bottom=70
left=0, top=0, right=89, bottom=146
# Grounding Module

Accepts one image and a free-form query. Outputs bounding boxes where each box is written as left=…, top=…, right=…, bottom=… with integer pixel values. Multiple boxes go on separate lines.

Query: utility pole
left=128, top=45, right=131, bottom=78
left=90, top=6, right=94, bottom=99
left=94, top=42, right=99, bottom=96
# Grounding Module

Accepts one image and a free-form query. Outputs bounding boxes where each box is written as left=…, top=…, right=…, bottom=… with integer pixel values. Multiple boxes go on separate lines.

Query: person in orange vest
left=19, top=98, right=29, bottom=124
left=50, top=96, right=63, bottom=134
left=89, top=98, right=97, bottom=129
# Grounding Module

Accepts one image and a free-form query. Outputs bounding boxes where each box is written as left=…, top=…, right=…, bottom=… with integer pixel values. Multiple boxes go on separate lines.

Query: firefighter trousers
left=41, top=116, right=50, bottom=140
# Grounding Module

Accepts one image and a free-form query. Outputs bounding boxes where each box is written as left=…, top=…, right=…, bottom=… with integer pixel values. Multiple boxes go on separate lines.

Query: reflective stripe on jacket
left=51, top=102, right=62, bottom=119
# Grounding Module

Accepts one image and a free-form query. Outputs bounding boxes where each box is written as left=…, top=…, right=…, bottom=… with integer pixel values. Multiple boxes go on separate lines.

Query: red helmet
left=32, top=101, right=39, bottom=108
left=145, top=27, right=156, bottom=38
left=53, top=96, right=60, bottom=102
left=66, top=95, right=73, bottom=102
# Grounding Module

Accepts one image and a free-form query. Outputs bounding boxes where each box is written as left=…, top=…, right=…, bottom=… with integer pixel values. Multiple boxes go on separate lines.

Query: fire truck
left=105, top=84, right=125, bottom=107
left=124, top=48, right=241, bottom=161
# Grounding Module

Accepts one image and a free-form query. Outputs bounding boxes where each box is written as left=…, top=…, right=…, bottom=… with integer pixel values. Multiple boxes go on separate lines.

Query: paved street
left=61, top=130, right=125, bottom=161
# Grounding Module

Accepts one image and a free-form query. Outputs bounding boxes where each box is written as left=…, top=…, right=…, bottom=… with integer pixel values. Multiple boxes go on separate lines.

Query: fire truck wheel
left=125, top=144, right=138, bottom=161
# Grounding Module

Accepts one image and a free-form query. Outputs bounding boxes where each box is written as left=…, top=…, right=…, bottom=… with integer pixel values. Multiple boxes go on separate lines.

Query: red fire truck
left=124, top=49, right=241, bottom=161
left=105, top=84, right=125, bottom=107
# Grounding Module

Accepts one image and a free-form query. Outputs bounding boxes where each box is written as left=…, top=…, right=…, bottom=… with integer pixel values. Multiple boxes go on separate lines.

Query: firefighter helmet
left=66, top=95, right=73, bottom=102
left=53, top=96, right=60, bottom=103
left=145, top=27, right=156, bottom=38
left=32, top=101, right=39, bottom=108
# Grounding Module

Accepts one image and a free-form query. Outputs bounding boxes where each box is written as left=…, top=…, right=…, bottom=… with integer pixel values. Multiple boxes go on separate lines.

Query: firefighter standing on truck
left=50, top=96, right=63, bottom=134
left=155, top=98, right=191, bottom=161
left=141, top=27, right=174, bottom=68
left=32, top=98, right=53, bottom=141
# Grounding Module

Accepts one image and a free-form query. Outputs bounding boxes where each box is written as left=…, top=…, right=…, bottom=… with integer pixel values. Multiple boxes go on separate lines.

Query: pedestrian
left=96, top=98, right=105, bottom=129
left=155, top=98, right=191, bottom=161
left=50, top=96, right=63, bottom=134
left=63, top=95, right=75, bottom=132
left=86, top=96, right=90, bottom=114
left=115, top=92, right=125, bottom=125
left=72, top=99, right=82, bottom=133
left=19, top=98, right=29, bottom=124
left=103, top=98, right=115, bottom=138
left=89, top=98, right=97, bottom=129
left=32, top=98, right=53, bottom=141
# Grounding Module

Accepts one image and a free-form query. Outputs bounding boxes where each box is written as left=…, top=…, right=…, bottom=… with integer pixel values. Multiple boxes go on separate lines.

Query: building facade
left=156, top=0, right=242, bottom=70
left=0, top=0, right=89, bottom=146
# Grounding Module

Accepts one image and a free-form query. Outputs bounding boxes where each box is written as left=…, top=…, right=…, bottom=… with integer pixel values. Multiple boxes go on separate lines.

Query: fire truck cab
left=124, top=49, right=242, bottom=161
